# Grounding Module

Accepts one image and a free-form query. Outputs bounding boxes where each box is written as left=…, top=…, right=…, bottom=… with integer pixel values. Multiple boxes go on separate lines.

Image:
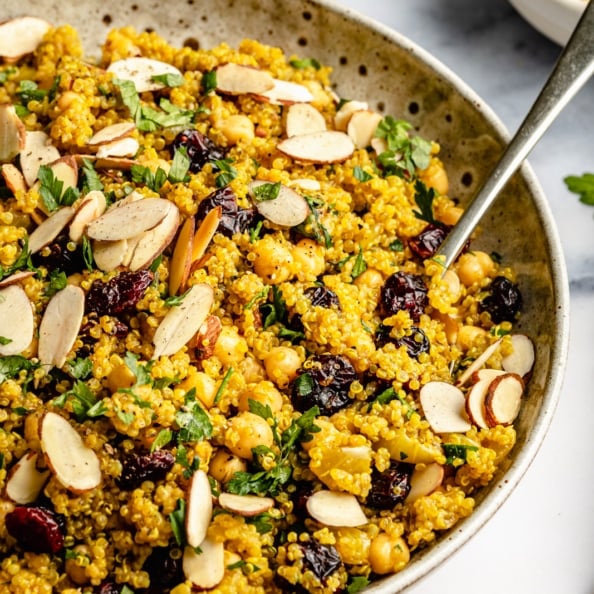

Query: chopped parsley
left=150, top=429, right=173, bottom=453
left=81, top=158, right=104, bottom=192
left=38, top=164, right=80, bottom=212
left=0, top=336, right=12, bottom=345
left=389, top=238, right=404, bottom=252
left=169, top=498, right=187, bottom=547
left=412, top=179, right=438, bottom=224
left=289, top=57, right=321, bottom=70
left=213, top=367, right=234, bottom=405
left=252, top=181, right=281, bottom=202
left=0, top=355, right=38, bottom=385
left=353, top=165, right=373, bottom=182
left=442, top=443, right=479, bottom=465
left=214, top=158, right=238, bottom=188
left=564, top=172, right=594, bottom=206
left=52, top=380, right=103, bottom=422
left=0, top=240, right=36, bottom=282
left=82, top=235, right=94, bottom=271
left=65, top=357, right=93, bottom=380
left=351, top=245, right=367, bottom=280
left=151, top=72, right=185, bottom=88
left=175, top=388, right=213, bottom=443
left=259, top=286, right=304, bottom=343
left=296, top=195, right=332, bottom=248
left=347, top=576, right=371, bottom=593
left=45, top=269, right=68, bottom=297
left=201, top=70, right=217, bottom=94
left=168, top=147, right=191, bottom=184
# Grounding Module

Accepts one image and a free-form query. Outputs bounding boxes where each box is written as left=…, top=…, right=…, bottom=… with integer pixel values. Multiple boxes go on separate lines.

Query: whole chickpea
left=456, top=250, right=495, bottom=287
left=354, top=268, right=384, bottom=290
left=292, top=238, right=326, bottom=282
left=263, top=346, right=301, bottom=388
left=252, top=235, right=294, bottom=284
left=224, top=411, right=274, bottom=460
left=107, top=362, right=136, bottom=393
left=178, top=370, right=217, bottom=408
left=456, top=324, right=488, bottom=351
left=64, top=544, right=91, bottom=586
left=368, top=532, right=410, bottom=575
left=238, top=380, right=284, bottom=413
left=419, top=158, right=449, bottom=196
left=209, top=448, right=248, bottom=483
left=438, top=205, right=464, bottom=227
left=238, top=357, right=267, bottom=384
left=217, top=114, right=255, bottom=145
left=213, top=326, right=248, bottom=366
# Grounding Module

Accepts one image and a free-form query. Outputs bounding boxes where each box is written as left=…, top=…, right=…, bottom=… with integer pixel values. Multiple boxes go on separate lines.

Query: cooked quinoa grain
left=0, top=19, right=533, bottom=594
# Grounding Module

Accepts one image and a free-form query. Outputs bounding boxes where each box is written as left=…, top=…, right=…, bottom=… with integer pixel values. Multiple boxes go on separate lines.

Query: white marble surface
left=337, top=1, right=594, bottom=593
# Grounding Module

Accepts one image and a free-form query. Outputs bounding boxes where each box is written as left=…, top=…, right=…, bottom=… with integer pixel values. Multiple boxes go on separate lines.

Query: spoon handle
left=436, top=1, right=594, bottom=270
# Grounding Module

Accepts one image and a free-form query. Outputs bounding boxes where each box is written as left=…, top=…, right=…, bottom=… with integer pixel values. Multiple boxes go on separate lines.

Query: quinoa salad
left=0, top=16, right=536, bottom=594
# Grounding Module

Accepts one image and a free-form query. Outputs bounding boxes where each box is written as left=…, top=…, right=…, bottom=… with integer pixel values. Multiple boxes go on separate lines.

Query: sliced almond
left=183, top=537, right=225, bottom=590
left=153, top=283, right=214, bottom=359
left=370, top=136, right=388, bottom=155
left=471, top=368, right=506, bottom=384
left=285, top=103, right=327, bottom=137
left=484, top=373, right=524, bottom=427
left=334, top=100, right=369, bottom=131
left=501, top=334, right=535, bottom=379
left=87, top=122, right=136, bottom=147
left=0, top=270, right=36, bottom=288
left=86, top=198, right=173, bottom=241
left=0, top=285, right=34, bottom=356
left=20, top=131, right=61, bottom=188
left=169, top=216, right=195, bottom=296
left=37, top=284, right=85, bottom=369
left=48, top=155, right=79, bottom=197
left=0, top=17, right=51, bottom=60
left=277, top=130, right=355, bottom=163
left=1, top=163, right=27, bottom=194
left=419, top=381, right=471, bottom=434
left=455, top=338, right=502, bottom=387
left=347, top=110, right=383, bottom=149
left=306, top=490, right=367, bottom=527
left=69, top=190, right=108, bottom=243
left=218, top=492, right=275, bottom=517
left=464, top=379, right=491, bottom=429
left=93, top=238, right=129, bottom=272
left=73, top=154, right=136, bottom=170
left=249, top=181, right=310, bottom=227
left=193, top=315, right=223, bottom=360
left=191, top=206, right=222, bottom=263
left=107, top=57, right=183, bottom=93
left=5, top=452, right=50, bottom=505
left=96, top=136, right=139, bottom=159
left=185, top=469, right=213, bottom=548
left=405, top=463, right=444, bottom=504
left=0, top=104, right=26, bottom=163
left=215, top=62, right=275, bottom=95
left=40, top=411, right=101, bottom=493
left=256, top=78, right=314, bottom=105
left=28, top=206, right=76, bottom=254
left=288, top=178, right=321, bottom=192
left=127, top=204, right=180, bottom=271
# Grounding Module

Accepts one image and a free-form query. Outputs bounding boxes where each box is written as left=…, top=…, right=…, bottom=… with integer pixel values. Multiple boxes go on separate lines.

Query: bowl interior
left=2, top=0, right=569, bottom=591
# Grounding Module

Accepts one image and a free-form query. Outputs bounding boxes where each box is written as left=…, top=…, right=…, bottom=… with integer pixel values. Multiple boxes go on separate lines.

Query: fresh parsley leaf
left=0, top=356, right=38, bottom=384
left=347, top=576, right=371, bottom=593
left=52, top=380, right=101, bottom=422
left=252, top=182, right=281, bottom=202
left=0, top=67, right=17, bottom=84
left=151, top=72, right=185, bottom=87
left=123, top=351, right=153, bottom=387
left=164, top=287, right=191, bottom=307
left=442, top=443, right=478, bottom=465
left=353, top=165, right=373, bottom=182
left=351, top=246, right=367, bottom=280
left=296, top=196, right=332, bottom=248
left=245, top=287, right=268, bottom=310
left=201, top=70, right=217, bottom=94
left=81, top=158, right=104, bottom=192
left=293, top=372, right=314, bottom=398
left=37, top=165, right=80, bottom=212
left=389, top=238, right=404, bottom=252
left=0, top=336, right=12, bottom=345
left=214, top=158, right=238, bottom=188
left=168, top=147, right=191, bottom=183
left=169, top=498, right=187, bottom=547
left=66, top=357, right=93, bottom=380
left=150, top=429, right=173, bottom=453
left=564, top=173, right=594, bottom=206
left=412, top=180, right=437, bottom=224
left=45, top=269, right=67, bottom=297
left=82, top=235, right=94, bottom=271
left=120, top=586, right=135, bottom=594
left=213, top=367, right=234, bottom=404
left=289, top=57, right=321, bottom=70
left=130, top=164, right=168, bottom=192
left=17, top=80, right=46, bottom=104
left=245, top=513, right=274, bottom=534
left=249, top=220, right=264, bottom=243
left=0, top=240, right=36, bottom=282
left=175, top=389, right=213, bottom=442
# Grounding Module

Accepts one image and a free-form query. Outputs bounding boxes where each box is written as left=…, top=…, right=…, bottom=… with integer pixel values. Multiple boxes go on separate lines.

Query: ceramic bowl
left=1, top=0, right=570, bottom=591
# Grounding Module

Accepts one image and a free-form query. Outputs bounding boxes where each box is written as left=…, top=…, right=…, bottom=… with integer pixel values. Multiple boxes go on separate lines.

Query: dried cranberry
left=408, top=223, right=449, bottom=260
left=143, top=546, right=183, bottom=591
left=479, top=276, right=523, bottom=323
left=300, top=539, right=342, bottom=581
left=31, top=234, right=85, bottom=275
left=5, top=505, right=65, bottom=554
left=86, top=269, right=154, bottom=317
left=118, top=449, right=175, bottom=490
left=95, top=582, right=121, bottom=594
left=291, top=354, right=357, bottom=415
left=196, top=185, right=257, bottom=237
left=304, top=286, right=340, bottom=309
left=171, top=129, right=226, bottom=173
left=367, top=462, right=412, bottom=509
left=375, top=324, right=429, bottom=359
left=380, top=272, right=428, bottom=322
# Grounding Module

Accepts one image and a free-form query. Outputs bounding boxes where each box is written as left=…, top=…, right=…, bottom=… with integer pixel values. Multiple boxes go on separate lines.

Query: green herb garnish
left=38, top=164, right=80, bottom=212
left=564, top=173, right=594, bottom=206
left=175, top=388, right=213, bottom=443
left=412, top=179, right=437, bottom=224
left=351, top=245, right=367, bottom=280
left=353, top=165, right=373, bottom=182
left=214, top=158, right=238, bottom=188
left=442, top=443, right=479, bottom=465
left=151, top=72, right=185, bottom=87
left=252, top=182, right=281, bottom=202
left=289, top=57, right=321, bottom=70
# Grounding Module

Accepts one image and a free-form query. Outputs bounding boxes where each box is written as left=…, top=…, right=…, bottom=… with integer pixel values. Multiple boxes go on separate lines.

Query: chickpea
left=57, top=91, right=79, bottom=112
left=419, top=158, right=449, bottom=196
left=369, top=532, right=410, bottom=575
left=209, top=448, right=248, bottom=483
left=442, top=269, right=462, bottom=303
left=64, top=544, right=91, bottom=586
left=292, top=239, right=325, bottom=282
left=354, top=268, right=384, bottom=290
left=224, top=411, right=274, bottom=460
left=456, top=251, right=495, bottom=287
left=179, top=370, right=217, bottom=408
left=335, top=528, right=371, bottom=565
left=107, top=362, right=136, bottom=393
left=238, top=380, right=284, bottom=413
left=438, top=205, right=464, bottom=227
left=238, top=356, right=267, bottom=384
left=457, top=324, right=488, bottom=351
left=252, top=236, right=294, bottom=284
left=263, top=346, right=301, bottom=388
left=213, top=326, right=248, bottom=366
left=24, top=411, right=42, bottom=443
left=218, top=114, right=255, bottom=145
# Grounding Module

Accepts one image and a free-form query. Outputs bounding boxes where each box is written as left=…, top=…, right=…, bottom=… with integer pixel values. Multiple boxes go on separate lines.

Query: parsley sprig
left=259, top=286, right=305, bottom=343
left=564, top=173, right=594, bottom=206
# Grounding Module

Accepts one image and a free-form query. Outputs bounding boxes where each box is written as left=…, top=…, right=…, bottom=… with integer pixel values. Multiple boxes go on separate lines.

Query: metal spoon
left=435, top=0, right=594, bottom=270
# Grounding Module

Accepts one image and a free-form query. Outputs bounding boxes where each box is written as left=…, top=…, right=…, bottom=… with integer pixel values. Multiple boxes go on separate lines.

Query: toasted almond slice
left=73, top=154, right=136, bottom=170
left=256, top=78, right=314, bottom=105
left=87, top=122, right=136, bottom=146
left=285, top=103, right=327, bottom=137
left=215, top=62, right=275, bottom=95
left=0, top=270, right=36, bottom=288
left=471, top=368, right=506, bottom=384
left=218, top=492, right=275, bottom=517
left=192, top=206, right=222, bottom=264
left=20, top=131, right=61, bottom=188
left=185, top=469, right=213, bottom=548
left=419, top=381, right=471, bottom=434
left=334, top=100, right=369, bottom=131
left=107, top=57, right=183, bottom=93
left=5, top=452, right=50, bottom=505
left=484, top=373, right=524, bottom=427
left=37, top=284, right=85, bottom=369
left=40, top=411, right=101, bottom=493
left=28, top=206, right=76, bottom=254
left=249, top=181, right=310, bottom=227
left=371, top=136, right=388, bottom=155
left=1, top=163, right=27, bottom=194
left=69, top=190, right=108, bottom=243
left=93, top=239, right=129, bottom=272
left=347, top=110, right=383, bottom=149
left=406, top=463, right=444, bottom=504
left=0, top=104, right=26, bottom=163
left=0, top=17, right=51, bottom=60
left=127, top=204, right=180, bottom=271
left=192, top=315, right=223, bottom=360
left=306, top=490, right=367, bottom=527
left=465, top=379, right=491, bottom=429
left=501, top=334, right=535, bottom=379
left=277, top=130, right=355, bottom=163
left=288, top=178, right=321, bottom=192
left=183, top=537, right=225, bottom=589
left=0, top=285, right=34, bottom=356
left=96, top=137, right=139, bottom=159
left=153, top=283, right=214, bottom=359
left=48, top=155, right=79, bottom=196
left=86, top=198, right=173, bottom=241
left=455, top=338, right=502, bottom=387
left=169, top=216, right=195, bottom=296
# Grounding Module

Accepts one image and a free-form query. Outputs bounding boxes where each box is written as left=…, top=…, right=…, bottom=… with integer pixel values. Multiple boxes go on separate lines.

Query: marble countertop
left=337, top=1, right=594, bottom=593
